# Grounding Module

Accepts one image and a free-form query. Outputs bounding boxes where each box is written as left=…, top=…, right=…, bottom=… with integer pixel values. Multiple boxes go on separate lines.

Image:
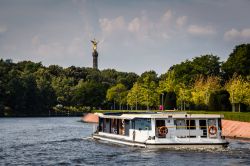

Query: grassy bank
left=92, top=110, right=250, bottom=122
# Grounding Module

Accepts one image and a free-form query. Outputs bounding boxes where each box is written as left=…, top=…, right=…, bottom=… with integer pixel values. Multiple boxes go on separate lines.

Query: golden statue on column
left=91, top=38, right=98, bottom=52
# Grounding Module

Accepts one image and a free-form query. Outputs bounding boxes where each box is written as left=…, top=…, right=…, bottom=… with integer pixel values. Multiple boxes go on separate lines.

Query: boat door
left=156, top=119, right=166, bottom=138
left=199, top=120, right=207, bottom=138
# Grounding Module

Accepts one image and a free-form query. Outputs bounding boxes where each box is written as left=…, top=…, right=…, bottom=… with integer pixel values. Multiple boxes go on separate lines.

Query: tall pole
left=232, top=90, right=235, bottom=112
left=147, top=93, right=149, bottom=111
left=161, top=93, right=164, bottom=111
left=136, top=94, right=138, bottom=110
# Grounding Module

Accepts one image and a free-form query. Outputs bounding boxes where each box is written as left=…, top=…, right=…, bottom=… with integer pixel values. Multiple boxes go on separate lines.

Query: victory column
left=91, top=39, right=99, bottom=69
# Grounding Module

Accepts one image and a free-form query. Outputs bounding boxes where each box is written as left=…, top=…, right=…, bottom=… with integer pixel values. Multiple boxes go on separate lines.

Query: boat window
left=124, top=120, right=130, bottom=136
left=218, top=118, right=222, bottom=130
left=175, top=119, right=185, bottom=130
left=208, top=119, right=216, bottom=126
left=199, top=120, right=207, bottom=138
left=111, top=119, right=118, bottom=134
left=98, top=118, right=103, bottom=132
left=186, top=120, right=196, bottom=130
left=103, top=118, right=111, bottom=133
left=134, top=118, right=151, bottom=130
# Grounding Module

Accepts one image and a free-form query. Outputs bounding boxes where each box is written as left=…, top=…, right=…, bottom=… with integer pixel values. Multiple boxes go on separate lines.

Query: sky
left=0, top=0, right=250, bottom=74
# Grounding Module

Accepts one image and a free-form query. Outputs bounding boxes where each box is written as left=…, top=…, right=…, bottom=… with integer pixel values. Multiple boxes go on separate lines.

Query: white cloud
left=0, top=25, right=7, bottom=33
left=242, top=29, right=250, bottom=38
left=99, top=9, right=188, bottom=41
left=99, top=16, right=125, bottom=33
left=31, top=36, right=84, bottom=58
left=224, top=28, right=250, bottom=41
left=127, top=16, right=154, bottom=40
left=161, top=10, right=172, bottom=22
left=127, top=10, right=176, bottom=40
left=176, top=16, right=187, bottom=28
left=37, top=42, right=65, bottom=57
left=128, top=17, right=140, bottom=33
left=188, top=25, right=216, bottom=36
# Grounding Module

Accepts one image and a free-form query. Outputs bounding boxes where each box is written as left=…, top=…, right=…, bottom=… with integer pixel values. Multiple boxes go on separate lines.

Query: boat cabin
left=95, top=112, right=223, bottom=143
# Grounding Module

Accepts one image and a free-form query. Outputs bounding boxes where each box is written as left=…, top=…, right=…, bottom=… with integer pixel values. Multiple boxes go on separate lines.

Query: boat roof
left=95, top=112, right=224, bottom=119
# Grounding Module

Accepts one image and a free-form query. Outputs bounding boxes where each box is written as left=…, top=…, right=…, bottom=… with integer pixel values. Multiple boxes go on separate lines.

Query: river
left=0, top=117, right=250, bottom=166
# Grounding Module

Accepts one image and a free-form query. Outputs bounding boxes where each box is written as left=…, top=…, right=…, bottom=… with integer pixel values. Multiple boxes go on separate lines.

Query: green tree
left=52, top=76, right=74, bottom=106
left=222, top=44, right=250, bottom=78
left=140, top=76, right=159, bottom=110
left=176, top=83, right=191, bottom=110
left=158, top=70, right=176, bottom=93
left=225, top=75, right=250, bottom=112
left=35, top=68, right=56, bottom=114
left=208, top=90, right=231, bottom=111
left=106, top=83, right=128, bottom=110
left=127, top=82, right=143, bottom=110
left=170, top=54, right=221, bottom=85
left=72, top=80, right=106, bottom=109
left=138, top=70, right=158, bottom=83
left=158, top=70, right=177, bottom=110
left=191, top=76, right=221, bottom=109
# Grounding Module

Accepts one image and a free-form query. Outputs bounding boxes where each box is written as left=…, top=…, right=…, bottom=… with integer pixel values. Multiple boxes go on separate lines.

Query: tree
left=127, top=82, right=143, bottom=110
left=106, top=83, right=128, bottom=110
left=51, top=76, right=75, bottom=106
left=158, top=70, right=176, bottom=93
left=140, top=76, right=159, bottom=110
left=191, top=76, right=221, bottom=109
left=170, top=55, right=221, bottom=85
left=208, top=90, right=231, bottom=111
left=16, top=61, right=42, bottom=73
left=192, top=55, right=221, bottom=76
left=158, top=70, right=177, bottom=110
left=222, top=44, right=250, bottom=78
left=72, top=80, right=106, bottom=109
left=35, top=68, right=56, bottom=114
left=225, top=75, right=250, bottom=112
left=47, top=65, right=64, bottom=77
left=176, top=83, right=191, bottom=110
left=138, top=70, right=158, bottom=84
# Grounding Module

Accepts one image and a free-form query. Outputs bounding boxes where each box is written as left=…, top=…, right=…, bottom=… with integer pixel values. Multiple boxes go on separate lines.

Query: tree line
left=0, top=44, right=250, bottom=116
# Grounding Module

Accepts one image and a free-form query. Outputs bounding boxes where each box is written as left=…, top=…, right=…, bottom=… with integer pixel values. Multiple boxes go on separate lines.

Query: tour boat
left=92, top=112, right=229, bottom=148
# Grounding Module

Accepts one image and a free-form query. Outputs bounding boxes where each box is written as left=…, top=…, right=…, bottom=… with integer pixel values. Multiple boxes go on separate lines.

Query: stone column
left=92, top=50, right=98, bottom=69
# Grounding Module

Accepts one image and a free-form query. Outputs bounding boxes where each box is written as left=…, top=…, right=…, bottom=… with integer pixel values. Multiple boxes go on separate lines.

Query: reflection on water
left=0, top=117, right=250, bottom=166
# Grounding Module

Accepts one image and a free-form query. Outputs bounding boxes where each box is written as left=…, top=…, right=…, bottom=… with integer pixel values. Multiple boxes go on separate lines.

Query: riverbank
left=222, top=120, right=250, bottom=139
left=82, top=113, right=250, bottom=139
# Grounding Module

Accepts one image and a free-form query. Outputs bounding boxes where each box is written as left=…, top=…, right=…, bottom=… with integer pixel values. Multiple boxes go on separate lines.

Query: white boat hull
left=92, top=134, right=229, bottom=149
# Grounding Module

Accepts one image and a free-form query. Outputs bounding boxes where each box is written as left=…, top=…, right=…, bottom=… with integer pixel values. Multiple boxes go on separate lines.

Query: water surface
left=0, top=117, right=250, bottom=165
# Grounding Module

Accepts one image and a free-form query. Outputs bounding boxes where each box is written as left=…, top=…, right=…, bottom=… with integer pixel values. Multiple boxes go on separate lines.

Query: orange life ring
left=208, top=125, right=217, bottom=135
left=158, top=126, right=168, bottom=135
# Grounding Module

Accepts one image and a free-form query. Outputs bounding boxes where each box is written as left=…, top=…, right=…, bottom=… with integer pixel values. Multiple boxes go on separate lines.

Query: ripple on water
left=1, top=118, right=250, bottom=166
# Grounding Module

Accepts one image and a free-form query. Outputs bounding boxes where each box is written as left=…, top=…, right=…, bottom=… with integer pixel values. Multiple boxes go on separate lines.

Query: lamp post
left=147, top=93, right=149, bottom=111
left=161, top=93, right=164, bottom=111
left=136, top=94, right=138, bottom=110
left=232, top=90, right=235, bottom=112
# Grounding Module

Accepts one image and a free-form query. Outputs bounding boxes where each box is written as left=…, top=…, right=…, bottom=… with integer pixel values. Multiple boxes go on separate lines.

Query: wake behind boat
left=92, top=112, right=229, bottom=148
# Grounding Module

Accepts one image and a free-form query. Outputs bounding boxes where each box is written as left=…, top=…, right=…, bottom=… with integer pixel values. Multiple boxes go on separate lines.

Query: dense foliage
left=0, top=44, right=250, bottom=116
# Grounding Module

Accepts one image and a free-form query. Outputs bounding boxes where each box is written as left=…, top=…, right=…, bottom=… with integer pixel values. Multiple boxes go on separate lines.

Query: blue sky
left=0, top=0, right=250, bottom=74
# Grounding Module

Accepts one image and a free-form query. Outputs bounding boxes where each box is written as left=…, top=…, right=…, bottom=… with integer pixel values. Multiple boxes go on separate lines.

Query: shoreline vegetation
left=0, top=44, right=249, bottom=119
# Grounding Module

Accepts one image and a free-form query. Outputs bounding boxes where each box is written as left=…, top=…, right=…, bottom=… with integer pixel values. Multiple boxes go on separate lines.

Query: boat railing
left=156, top=125, right=219, bottom=138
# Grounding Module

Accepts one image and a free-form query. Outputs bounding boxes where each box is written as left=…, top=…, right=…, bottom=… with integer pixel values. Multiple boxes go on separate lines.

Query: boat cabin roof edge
left=94, top=112, right=224, bottom=120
